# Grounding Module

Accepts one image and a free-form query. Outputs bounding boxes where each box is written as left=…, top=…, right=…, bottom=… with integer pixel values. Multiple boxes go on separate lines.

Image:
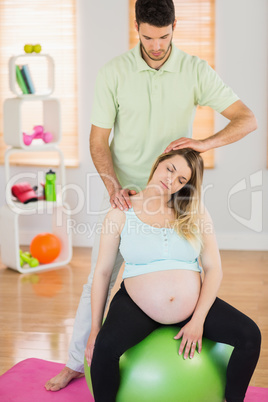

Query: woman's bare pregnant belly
left=124, top=270, right=201, bottom=324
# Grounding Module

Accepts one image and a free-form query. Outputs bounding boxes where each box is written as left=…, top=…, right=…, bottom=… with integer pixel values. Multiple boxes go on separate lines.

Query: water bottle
left=45, top=169, right=56, bottom=201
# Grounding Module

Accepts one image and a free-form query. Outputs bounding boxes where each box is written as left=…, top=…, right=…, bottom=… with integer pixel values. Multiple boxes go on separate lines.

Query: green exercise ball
left=84, top=326, right=233, bottom=402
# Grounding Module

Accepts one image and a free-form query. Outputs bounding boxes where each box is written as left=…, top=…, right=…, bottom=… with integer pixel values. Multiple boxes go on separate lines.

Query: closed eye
left=167, top=167, right=185, bottom=185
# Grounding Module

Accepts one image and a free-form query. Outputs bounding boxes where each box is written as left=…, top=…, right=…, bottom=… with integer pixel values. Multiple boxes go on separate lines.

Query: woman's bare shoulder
left=104, top=206, right=127, bottom=235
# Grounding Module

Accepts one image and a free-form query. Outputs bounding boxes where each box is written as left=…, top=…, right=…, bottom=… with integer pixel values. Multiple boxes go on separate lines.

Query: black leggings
left=91, top=281, right=261, bottom=402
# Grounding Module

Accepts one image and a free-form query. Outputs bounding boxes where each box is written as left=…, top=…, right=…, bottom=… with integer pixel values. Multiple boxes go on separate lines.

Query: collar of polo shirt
left=134, top=41, right=178, bottom=73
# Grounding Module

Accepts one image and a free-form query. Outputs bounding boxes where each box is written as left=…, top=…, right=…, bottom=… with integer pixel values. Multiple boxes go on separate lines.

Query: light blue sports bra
left=119, top=207, right=201, bottom=279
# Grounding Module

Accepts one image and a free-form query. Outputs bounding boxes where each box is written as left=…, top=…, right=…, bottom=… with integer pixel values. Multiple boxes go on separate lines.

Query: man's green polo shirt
left=91, top=42, right=239, bottom=191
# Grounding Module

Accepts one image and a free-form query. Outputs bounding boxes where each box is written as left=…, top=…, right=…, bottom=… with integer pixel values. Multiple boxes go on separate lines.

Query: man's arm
left=90, top=124, right=136, bottom=210
left=164, top=100, right=258, bottom=153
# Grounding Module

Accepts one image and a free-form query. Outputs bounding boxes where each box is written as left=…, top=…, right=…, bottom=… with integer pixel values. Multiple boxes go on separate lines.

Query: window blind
left=129, top=0, right=215, bottom=168
left=0, top=0, right=78, bottom=167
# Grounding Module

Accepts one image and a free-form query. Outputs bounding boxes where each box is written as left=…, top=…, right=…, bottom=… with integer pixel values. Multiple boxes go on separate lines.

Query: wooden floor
left=0, top=248, right=267, bottom=388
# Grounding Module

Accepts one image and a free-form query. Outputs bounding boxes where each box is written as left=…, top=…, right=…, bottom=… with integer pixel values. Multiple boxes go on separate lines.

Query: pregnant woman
left=85, top=149, right=261, bottom=402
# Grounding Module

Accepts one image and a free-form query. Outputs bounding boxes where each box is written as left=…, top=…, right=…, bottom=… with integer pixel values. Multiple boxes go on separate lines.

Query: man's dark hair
left=135, top=0, right=175, bottom=28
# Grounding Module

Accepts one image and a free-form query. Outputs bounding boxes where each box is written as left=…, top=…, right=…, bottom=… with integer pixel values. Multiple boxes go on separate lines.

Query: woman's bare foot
left=45, top=366, right=84, bottom=391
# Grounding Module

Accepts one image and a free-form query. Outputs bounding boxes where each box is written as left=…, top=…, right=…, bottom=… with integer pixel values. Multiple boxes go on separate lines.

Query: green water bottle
left=45, top=169, right=56, bottom=201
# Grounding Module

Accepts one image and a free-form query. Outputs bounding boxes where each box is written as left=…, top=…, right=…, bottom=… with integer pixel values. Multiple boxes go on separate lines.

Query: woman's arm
left=85, top=207, right=125, bottom=365
left=174, top=206, right=223, bottom=359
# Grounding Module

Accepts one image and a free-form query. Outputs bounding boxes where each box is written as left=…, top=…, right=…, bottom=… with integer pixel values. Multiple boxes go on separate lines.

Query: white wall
left=0, top=0, right=267, bottom=250
left=208, top=0, right=268, bottom=249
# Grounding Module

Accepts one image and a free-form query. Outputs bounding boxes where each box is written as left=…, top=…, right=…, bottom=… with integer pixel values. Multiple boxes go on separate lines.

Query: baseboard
left=217, top=233, right=268, bottom=251
left=69, top=232, right=93, bottom=248
left=5, top=230, right=268, bottom=251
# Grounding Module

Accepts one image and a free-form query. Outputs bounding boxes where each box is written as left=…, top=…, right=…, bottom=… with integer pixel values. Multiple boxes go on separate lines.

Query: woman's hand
left=85, top=330, right=99, bottom=367
left=174, top=319, right=204, bottom=359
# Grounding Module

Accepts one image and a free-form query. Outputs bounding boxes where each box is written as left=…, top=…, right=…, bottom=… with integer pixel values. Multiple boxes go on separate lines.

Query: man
left=45, top=0, right=257, bottom=391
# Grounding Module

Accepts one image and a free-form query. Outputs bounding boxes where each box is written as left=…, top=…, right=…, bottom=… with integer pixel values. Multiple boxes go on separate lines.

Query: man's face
left=135, top=22, right=176, bottom=62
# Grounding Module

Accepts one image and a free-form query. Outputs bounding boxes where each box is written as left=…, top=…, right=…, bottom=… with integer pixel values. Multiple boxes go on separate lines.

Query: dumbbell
left=23, top=125, right=53, bottom=146
left=20, top=250, right=40, bottom=268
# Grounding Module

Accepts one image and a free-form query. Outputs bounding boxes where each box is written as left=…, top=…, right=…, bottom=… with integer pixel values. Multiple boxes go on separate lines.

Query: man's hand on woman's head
left=164, top=137, right=208, bottom=154
left=110, top=188, right=137, bottom=211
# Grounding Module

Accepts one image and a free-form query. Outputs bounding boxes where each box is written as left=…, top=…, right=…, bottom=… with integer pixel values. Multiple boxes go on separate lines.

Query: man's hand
left=110, top=188, right=137, bottom=210
left=164, top=138, right=208, bottom=154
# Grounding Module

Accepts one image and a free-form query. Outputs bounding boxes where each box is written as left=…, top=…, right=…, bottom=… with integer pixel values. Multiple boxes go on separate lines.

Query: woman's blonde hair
left=147, top=148, right=204, bottom=249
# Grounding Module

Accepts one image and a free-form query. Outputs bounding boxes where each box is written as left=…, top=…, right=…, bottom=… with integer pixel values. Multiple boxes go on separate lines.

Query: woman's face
left=150, top=155, right=192, bottom=195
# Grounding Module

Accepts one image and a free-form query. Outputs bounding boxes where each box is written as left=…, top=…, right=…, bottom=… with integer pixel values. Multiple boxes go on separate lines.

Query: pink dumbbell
left=23, top=125, right=53, bottom=146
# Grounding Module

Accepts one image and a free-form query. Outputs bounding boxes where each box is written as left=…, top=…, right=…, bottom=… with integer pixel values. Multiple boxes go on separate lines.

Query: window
left=0, top=0, right=78, bottom=167
left=129, top=0, right=215, bottom=168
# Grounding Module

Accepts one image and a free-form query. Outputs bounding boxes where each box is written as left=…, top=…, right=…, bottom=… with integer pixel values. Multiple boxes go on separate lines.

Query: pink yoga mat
left=0, top=358, right=93, bottom=402
left=0, top=358, right=267, bottom=402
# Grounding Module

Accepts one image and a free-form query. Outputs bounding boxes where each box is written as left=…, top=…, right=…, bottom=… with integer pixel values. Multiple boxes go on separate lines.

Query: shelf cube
left=0, top=202, right=72, bottom=273
left=3, top=97, right=61, bottom=149
left=9, top=53, right=55, bottom=97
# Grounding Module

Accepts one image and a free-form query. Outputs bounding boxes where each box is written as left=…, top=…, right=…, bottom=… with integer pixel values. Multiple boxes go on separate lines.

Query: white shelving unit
left=0, top=53, right=72, bottom=273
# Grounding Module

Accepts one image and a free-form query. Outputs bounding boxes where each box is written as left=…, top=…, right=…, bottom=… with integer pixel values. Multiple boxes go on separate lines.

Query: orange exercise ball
left=30, top=233, right=61, bottom=264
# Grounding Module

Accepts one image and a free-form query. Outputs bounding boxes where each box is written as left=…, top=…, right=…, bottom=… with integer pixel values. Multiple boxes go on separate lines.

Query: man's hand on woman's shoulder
left=110, top=187, right=137, bottom=211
